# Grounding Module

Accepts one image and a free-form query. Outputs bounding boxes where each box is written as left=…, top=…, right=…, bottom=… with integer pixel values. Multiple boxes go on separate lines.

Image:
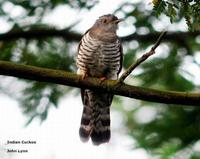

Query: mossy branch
left=0, top=60, right=199, bottom=106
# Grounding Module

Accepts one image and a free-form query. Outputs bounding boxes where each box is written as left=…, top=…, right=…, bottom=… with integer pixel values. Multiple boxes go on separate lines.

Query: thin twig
left=119, top=31, right=167, bottom=82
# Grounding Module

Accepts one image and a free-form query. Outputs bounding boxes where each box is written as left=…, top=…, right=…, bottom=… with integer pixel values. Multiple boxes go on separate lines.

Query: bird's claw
left=100, top=76, right=107, bottom=81
left=82, top=72, right=89, bottom=80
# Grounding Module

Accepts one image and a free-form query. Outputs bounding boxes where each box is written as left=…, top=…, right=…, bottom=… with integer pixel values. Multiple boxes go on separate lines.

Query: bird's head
left=93, top=14, right=123, bottom=32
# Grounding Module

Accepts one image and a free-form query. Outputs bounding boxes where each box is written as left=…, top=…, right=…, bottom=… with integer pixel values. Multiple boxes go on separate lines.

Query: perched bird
left=76, top=14, right=123, bottom=145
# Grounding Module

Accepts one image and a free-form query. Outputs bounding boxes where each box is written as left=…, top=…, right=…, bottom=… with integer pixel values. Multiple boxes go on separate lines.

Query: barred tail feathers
left=90, top=106, right=111, bottom=145
left=79, top=89, right=93, bottom=142
left=79, top=89, right=113, bottom=145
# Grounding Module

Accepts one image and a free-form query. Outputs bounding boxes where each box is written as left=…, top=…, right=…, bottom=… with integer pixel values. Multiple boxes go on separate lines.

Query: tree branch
left=121, top=31, right=199, bottom=42
left=0, top=60, right=199, bottom=106
left=0, top=28, right=199, bottom=42
left=119, top=31, right=167, bottom=82
left=0, top=28, right=81, bottom=41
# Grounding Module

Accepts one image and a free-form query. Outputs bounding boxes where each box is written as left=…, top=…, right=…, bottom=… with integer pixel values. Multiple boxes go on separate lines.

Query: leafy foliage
left=153, top=0, right=200, bottom=30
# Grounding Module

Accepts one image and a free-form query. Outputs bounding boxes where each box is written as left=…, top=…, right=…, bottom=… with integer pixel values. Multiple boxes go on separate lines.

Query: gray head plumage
left=92, top=14, right=123, bottom=32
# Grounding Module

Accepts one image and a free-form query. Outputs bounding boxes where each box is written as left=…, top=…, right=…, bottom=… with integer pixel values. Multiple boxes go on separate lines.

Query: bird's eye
left=102, top=19, right=107, bottom=23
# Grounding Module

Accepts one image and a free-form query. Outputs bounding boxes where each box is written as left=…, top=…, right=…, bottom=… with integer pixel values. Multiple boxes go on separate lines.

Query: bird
left=76, top=14, right=123, bottom=145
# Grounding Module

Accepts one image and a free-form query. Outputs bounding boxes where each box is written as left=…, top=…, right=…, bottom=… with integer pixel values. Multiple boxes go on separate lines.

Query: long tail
left=79, top=89, right=113, bottom=145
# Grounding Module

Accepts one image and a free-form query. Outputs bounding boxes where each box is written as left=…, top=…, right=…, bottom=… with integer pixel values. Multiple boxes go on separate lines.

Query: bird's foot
left=77, top=69, right=89, bottom=80
left=99, top=77, right=107, bottom=85
left=100, top=76, right=107, bottom=81
left=82, top=71, right=89, bottom=80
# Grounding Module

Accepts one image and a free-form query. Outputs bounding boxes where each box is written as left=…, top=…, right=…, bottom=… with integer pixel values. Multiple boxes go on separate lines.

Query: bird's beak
left=114, top=19, right=124, bottom=24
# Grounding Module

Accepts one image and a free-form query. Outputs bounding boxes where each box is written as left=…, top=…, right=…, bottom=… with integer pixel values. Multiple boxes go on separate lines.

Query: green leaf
left=167, top=3, right=177, bottom=23
left=153, top=0, right=167, bottom=17
left=25, top=114, right=38, bottom=127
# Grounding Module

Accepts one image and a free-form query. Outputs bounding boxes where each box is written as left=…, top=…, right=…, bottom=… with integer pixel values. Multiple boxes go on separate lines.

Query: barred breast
left=76, top=31, right=121, bottom=80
